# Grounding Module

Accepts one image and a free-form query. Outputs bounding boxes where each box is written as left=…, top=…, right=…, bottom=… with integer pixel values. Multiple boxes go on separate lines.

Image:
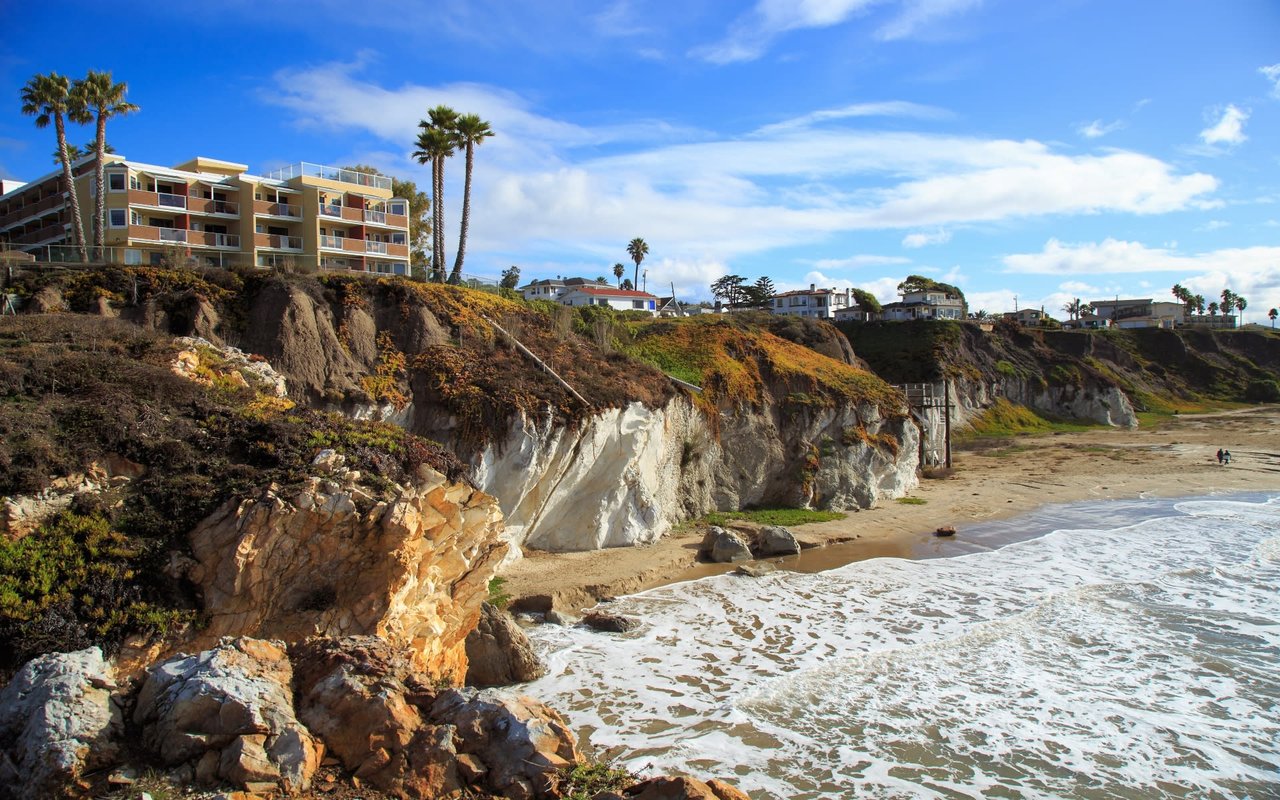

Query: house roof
left=774, top=287, right=838, bottom=297
left=565, top=286, right=658, bottom=299
left=1090, top=298, right=1153, bottom=306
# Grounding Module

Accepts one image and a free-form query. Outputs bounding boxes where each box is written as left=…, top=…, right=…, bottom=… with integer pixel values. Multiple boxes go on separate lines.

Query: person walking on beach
left=1217, top=448, right=1224, bottom=465
left=1224, top=450, right=1232, bottom=465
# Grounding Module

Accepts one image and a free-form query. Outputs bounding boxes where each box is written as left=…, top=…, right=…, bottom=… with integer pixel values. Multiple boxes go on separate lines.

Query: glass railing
left=158, top=228, right=187, bottom=242
left=157, top=193, right=187, bottom=209
left=364, top=209, right=387, bottom=224
left=319, top=205, right=342, bottom=218
left=319, top=235, right=343, bottom=249
left=365, top=240, right=388, bottom=254
left=265, top=235, right=302, bottom=250
left=209, top=233, right=240, bottom=248
left=264, top=162, right=392, bottom=191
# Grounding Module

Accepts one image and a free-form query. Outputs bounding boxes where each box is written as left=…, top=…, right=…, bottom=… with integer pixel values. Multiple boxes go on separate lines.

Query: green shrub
left=559, top=762, right=636, bottom=799
left=487, top=577, right=512, bottom=610
left=896, top=497, right=927, bottom=505
left=1244, top=379, right=1280, bottom=403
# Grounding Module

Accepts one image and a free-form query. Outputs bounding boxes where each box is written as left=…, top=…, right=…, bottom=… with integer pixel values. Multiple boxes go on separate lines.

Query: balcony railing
left=319, top=234, right=344, bottom=249
left=365, top=240, right=388, bottom=254
left=364, top=209, right=386, bottom=225
left=158, top=228, right=187, bottom=243
left=254, top=200, right=301, bottom=218
left=256, top=233, right=303, bottom=250
left=265, top=162, right=392, bottom=191
left=0, top=193, right=65, bottom=229
left=190, top=232, right=240, bottom=248
left=319, top=205, right=342, bottom=218
left=157, top=193, right=187, bottom=209
left=188, top=197, right=239, bottom=215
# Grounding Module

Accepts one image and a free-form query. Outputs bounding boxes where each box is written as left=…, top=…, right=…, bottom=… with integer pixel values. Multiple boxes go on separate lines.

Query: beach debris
left=935, top=525, right=957, bottom=537
left=735, top=562, right=777, bottom=578
left=582, top=611, right=640, bottom=633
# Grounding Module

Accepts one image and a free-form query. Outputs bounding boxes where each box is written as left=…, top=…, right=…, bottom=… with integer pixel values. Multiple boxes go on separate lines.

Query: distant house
left=880, top=289, right=965, bottom=321
left=1089, top=298, right=1183, bottom=329
left=1004, top=308, right=1048, bottom=326
left=770, top=284, right=853, bottom=319
left=518, top=276, right=613, bottom=302
left=655, top=296, right=685, bottom=317
left=1182, top=313, right=1237, bottom=329
left=1061, top=314, right=1113, bottom=330
left=832, top=305, right=875, bottom=322
left=559, top=286, right=659, bottom=315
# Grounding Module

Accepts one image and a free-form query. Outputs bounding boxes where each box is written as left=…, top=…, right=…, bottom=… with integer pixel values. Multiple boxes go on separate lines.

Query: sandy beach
left=501, top=406, right=1280, bottom=612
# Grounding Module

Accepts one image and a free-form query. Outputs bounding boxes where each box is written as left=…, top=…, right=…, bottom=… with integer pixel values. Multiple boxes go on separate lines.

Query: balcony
left=365, top=240, right=388, bottom=254
left=129, top=189, right=188, bottom=210
left=363, top=209, right=386, bottom=225
left=189, top=231, right=240, bottom=249
left=265, top=162, right=392, bottom=191
left=319, top=205, right=342, bottom=218
left=0, top=193, right=65, bottom=230
left=255, top=233, right=303, bottom=251
left=128, top=225, right=187, bottom=244
left=361, top=209, right=411, bottom=230
left=253, top=200, right=301, bottom=219
left=8, top=223, right=65, bottom=246
left=319, top=234, right=344, bottom=250
left=188, top=196, right=239, bottom=216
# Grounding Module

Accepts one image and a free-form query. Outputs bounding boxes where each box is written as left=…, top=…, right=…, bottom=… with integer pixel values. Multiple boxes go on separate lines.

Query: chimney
left=810, top=283, right=816, bottom=291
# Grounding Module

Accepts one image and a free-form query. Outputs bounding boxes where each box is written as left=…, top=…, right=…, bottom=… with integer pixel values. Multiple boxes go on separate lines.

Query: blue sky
left=3, top=0, right=1279, bottom=316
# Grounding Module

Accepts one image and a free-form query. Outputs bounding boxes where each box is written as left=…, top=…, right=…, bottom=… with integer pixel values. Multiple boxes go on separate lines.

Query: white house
left=1004, top=308, right=1048, bottom=326
left=832, top=306, right=875, bottom=322
left=518, top=276, right=613, bottom=302
left=771, top=284, right=853, bottom=319
left=559, top=286, right=659, bottom=315
left=880, top=289, right=965, bottom=321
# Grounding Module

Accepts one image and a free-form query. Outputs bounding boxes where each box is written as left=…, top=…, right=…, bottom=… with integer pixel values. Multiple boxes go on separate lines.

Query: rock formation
left=133, top=638, right=322, bottom=793
left=700, top=526, right=752, bottom=563
left=465, top=603, right=546, bottom=687
left=186, top=466, right=508, bottom=684
left=0, top=647, right=124, bottom=800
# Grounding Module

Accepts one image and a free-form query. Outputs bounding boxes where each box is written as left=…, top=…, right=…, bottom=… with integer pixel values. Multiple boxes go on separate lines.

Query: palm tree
left=449, top=113, right=493, bottom=283
left=412, top=106, right=458, bottom=280
left=1235, top=296, right=1247, bottom=326
left=71, top=71, right=137, bottom=259
left=1194, top=295, right=1206, bottom=314
left=1062, top=297, right=1085, bottom=320
left=626, top=237, right=649, bottom=289
left=21, top=72, right=88, bottom=262
left=1208, top=301, right=1219, bottom=316
left=1268, top=308, right=1276, bottom=328
left=613, top=263, right=625, bottom=287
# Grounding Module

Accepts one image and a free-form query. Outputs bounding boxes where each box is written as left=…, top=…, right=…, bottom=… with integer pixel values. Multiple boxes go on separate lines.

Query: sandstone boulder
left=465, top=603, right=546, bottom=687
left=290, top=636, right=460, bottom=799
left=700, top=527, right=752, bottom=563
left=432, top=689, right=581, bottom=799
left=757, top=525, right=800, bottom=556
left=0, top=647, right=123, bottom=800
left=624, top=776, right=751, bottom=799
left=186, top=466, right=508, bottom=684
left=133, top=638, right=321, bottom=793
left=582, top=611, right=639, bottom=633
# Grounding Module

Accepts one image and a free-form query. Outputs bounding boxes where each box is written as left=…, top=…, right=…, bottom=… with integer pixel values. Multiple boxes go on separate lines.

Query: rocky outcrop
left=171, top=336, right=289, bottom=398
left=465, top=604, right=546, bottom=687
left=0, top=647, right=123, bottom=800
left=475, top=397, right=918, bottom=553
left=623, top=776, right=752, bottom=800
left=133, top=638, right=322, bottom=793
left=582, top=611, right=640, bottom=633
left=0, top=455, right=145, bottom=539
left=757, top=525, right=801, bottom=556
left=186, top=466, right=508, bottom=683
left=432, top=689, right=581, bottom=799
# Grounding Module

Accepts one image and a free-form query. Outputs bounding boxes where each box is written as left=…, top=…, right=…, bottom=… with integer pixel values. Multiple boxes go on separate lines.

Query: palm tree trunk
left=435, top=155, right=448, bottom=282
left=55, top=113, right=88, bottom=263
left=451, top=144, right=474, bottom=283
left=430, top=158, right=441, bottom=279
left=93, top=113, right=107, bottom=257
left=633, top=261, right=639, bottom=289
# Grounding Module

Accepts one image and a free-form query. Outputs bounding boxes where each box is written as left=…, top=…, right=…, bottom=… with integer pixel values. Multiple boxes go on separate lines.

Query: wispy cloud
left=1199, top=104, right=1250, bottom=147
left=691, top=0, right=982, bottom=64
left=1078, top=119, right=1123, bottom=139
left=810, top=254, right=913, bottom=269
left=1261, top=63, right=1280, bottom=98
left=902, top=229, right=951, bottom=248
left=754, top=101, right=952, bottom=136
left=1003, top=238, right=1280, bottom=276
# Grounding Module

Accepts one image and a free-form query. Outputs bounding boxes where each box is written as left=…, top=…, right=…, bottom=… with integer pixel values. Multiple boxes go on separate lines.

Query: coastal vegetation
left=697, top=508, right=846, bottom=527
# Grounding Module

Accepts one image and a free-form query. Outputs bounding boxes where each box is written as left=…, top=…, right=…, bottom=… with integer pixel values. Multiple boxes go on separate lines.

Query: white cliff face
left=948, top=378, right=1138, bottom=429
left=474, top=396, right=919, bottom=552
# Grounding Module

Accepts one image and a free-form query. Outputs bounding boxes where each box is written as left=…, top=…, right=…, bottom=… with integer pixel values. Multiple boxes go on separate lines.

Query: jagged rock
left=700, top=527, right=752, bottom=563
left=0, top=455, right=145, bottom=538
left=432, top=689, right=581, bottom=799
left=623, top=776, right=751, bottom=799
left=465, top=603, right=546, bottom=687
left=290, top=636, right=460, bottom=799
left=544, top=609, right=576, bottom=626
left=310, top=448, right=346, bottom=474
left=582, top=611, right=639, bottom=633
left=757, top=525, right=800, bottom=556
left=734, top=562, right=776, bottom=578
left=133, top=638, right=321, bottom=793
left=186, top=466, right=508, bottom=683
left=172, top=336, right=289, bottom=398
left=0, top=647, right=123, bottom=800
left=935, top=525, right=957, bottom=537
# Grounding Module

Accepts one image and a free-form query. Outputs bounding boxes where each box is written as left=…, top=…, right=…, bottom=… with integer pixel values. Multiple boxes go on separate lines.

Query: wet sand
left=500, top=406, right=1280, bottom=612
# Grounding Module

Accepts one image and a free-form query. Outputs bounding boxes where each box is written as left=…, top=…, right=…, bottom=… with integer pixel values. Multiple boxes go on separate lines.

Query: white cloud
left=1195, top=219, right=1230, bottom=232
left=1261, top=63, right=1280, bottom=98
left=902, top=228, right=951, bottom=248
left=1058, top=280, right=1099, bottom=294
left=754, top=101, right=952, bottom=136
left=1199, top=104, right=1250, bottom=146
left=1078, top=119, right=1123, bottom=139
left=810, top=254, right=913, bottom=269
left=1003, top=238, right=1280, bottom=281
left=691, top=0, right=982, bottom=63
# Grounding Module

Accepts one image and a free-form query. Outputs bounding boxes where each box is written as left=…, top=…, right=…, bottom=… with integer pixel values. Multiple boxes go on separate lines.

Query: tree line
left=1172, top=284, right=1248, bottom=319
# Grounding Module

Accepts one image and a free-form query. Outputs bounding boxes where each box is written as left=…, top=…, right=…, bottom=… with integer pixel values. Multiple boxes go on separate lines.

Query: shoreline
left=501, top=406, right=1280, bottom=613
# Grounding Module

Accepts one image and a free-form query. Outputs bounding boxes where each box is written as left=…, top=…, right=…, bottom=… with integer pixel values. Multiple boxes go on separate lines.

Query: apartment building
left=0, top=155, right=411, bottom=275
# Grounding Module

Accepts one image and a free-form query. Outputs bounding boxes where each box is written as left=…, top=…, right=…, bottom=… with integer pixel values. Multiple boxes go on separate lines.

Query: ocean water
left=524, top=494, right=1280, bottom=799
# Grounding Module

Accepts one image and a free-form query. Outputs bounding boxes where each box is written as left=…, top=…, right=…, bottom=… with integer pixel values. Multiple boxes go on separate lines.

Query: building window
left=109, top=209, right=126, bottom=227
left=108, top=173, right=125, bottom=192
left=130, top=211, right=141, bottom=225
left=124, top=249, right=142, bottom=265
left=633, top=300, right=646, bottom=309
